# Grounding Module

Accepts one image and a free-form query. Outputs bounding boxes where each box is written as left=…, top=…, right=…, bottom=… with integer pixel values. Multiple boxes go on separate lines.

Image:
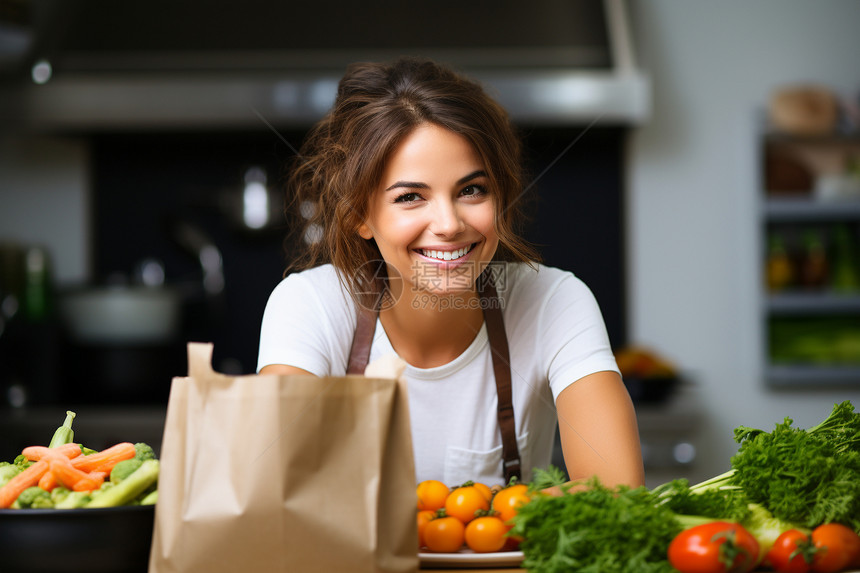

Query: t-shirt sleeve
left=256, top=269, right=355, bottom=376
left=538, top=272, right=620, bottom=401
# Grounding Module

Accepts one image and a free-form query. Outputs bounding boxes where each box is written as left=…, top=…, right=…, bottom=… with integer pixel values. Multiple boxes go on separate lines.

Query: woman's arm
left=259, top=364, right=316, bottom=376
left=555, top=370, right=645, bottom=489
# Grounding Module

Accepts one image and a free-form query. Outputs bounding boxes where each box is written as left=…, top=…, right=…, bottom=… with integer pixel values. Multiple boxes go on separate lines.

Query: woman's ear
left=357, top=223, right=373, bottom=240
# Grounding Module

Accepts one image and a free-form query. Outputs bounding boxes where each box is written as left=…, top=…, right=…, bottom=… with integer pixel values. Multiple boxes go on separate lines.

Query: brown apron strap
left=345, top=274, right=521, bottom=482
left=347, top=307, right=378, bottom=375
left=480, top=277, right=522, bottom=483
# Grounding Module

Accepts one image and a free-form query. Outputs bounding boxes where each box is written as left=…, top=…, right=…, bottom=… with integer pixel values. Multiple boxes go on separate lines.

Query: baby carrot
left=0, top=460, right=49, bottom=508
left=21, top=443, right=82, bottom=461
left=71, top=442, right=135, bottom=473
left=49, top=457, right=104, bottom=492
left=37, top=469, right=58, bottom=492
left=72, top=472, right=106, bottom=492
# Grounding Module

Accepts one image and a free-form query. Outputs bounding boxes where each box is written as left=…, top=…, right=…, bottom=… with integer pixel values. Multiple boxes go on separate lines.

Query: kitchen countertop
left=419, top=567, right=526, bottom=573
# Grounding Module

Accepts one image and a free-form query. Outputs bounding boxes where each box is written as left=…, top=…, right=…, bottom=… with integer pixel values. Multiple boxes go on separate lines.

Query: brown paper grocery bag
left=149, top=343, right=418, bottom=573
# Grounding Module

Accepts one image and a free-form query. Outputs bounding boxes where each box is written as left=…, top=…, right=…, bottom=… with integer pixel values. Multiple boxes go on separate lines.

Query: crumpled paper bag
left=148, top=343, right=418, bottom=573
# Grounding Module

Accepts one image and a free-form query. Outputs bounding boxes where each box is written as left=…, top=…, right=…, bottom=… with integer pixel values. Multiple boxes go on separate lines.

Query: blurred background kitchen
left=0, top=0, right=858, bottom=487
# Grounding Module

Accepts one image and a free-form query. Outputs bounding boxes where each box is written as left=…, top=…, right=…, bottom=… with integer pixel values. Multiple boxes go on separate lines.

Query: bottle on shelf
left=799, top=229, right=829, bottom=290
left=766, top=232, right=793, bottom=292
left=831, top=224, right=860, bottom=293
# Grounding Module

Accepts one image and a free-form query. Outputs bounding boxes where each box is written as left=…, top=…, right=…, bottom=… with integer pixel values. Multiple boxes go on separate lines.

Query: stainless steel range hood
left=0, top=0, right=649, bottom=131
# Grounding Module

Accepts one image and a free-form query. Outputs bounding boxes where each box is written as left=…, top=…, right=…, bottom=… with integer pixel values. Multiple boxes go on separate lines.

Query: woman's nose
left=429, top=199, right=466, bottom=237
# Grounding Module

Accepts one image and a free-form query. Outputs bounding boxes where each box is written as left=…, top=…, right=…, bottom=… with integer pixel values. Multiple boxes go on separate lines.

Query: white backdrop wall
left=628, top=0, right=860, bottom=482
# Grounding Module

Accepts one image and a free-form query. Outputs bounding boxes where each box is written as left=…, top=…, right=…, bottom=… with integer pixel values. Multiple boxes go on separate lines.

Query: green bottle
left=831, top=225, right=860, bottom=293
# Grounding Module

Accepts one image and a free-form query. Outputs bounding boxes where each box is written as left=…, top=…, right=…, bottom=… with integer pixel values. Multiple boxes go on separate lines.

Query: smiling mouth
left=416, top=243, right=476, bottom=262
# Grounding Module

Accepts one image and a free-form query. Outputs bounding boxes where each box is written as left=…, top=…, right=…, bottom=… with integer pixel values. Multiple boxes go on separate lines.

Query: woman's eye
left=393, top=192, right=422, bottom=203
left=460, top=184, right=487, bottom=197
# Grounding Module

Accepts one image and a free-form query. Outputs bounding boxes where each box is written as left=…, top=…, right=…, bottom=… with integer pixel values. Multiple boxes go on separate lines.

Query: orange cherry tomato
left=417, top=509, right=436, bottom=549
left=491, top=483, right=530, bottom=523
left=465, top=515, right=509, bottom=553
left=423, top=516, right=466, bottom=553
left=473, top=482, right=493, bottom=502
left=445, top=484, right=490, bottom=524
left=416, top=479, right=449, bottom=511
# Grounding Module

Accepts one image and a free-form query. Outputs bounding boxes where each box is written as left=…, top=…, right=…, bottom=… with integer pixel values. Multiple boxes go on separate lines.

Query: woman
left=258, top=57, right=644, bottom=489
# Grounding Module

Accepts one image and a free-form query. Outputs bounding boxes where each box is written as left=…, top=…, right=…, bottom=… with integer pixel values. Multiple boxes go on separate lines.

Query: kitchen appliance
left=0, top=0, right=648, bottom=130
left=58, top=283, right=185, bottom=405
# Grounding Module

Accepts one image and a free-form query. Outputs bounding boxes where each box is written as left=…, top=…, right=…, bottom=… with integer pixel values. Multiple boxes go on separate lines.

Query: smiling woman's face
left=358, top=123, right=500, bottom=301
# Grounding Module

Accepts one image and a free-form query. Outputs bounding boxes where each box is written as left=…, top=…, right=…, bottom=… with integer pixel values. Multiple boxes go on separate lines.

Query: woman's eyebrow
left=384, top=180, right=429, bottom=192
left=457, top=170, right=488, bottom=185
left=384, top=170, right=488, bottom=192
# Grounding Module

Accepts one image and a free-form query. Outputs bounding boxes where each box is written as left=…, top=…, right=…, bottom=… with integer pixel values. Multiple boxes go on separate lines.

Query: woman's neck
left=380, top=288, right=485, bottom=369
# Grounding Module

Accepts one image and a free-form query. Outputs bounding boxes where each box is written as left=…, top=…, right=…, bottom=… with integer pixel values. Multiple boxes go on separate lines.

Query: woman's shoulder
left=269, top=264, right=354, bottom=309
left=497, top=262, right=599, bottom=319
left=499, top=262, right=585, bottom=295
left=274, top=264, right=341, bottom=290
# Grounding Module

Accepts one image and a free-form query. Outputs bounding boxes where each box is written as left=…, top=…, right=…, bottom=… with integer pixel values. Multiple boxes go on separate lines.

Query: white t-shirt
left=257, top=262, right=619, bottom=486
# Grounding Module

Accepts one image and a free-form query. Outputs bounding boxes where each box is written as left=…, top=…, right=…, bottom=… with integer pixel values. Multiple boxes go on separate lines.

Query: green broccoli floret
left=111, top=458, right=143, bottom=484
left=0, top=462, right=21, bottom=488
left=50, top=487, right=72, bottom=505
left=13, top=454, right=32, bottom=470
left=15, top=486, right=52, bottom=509
left=31, top=494, right=54, bottom=509
left=133, top=442, right=156, bottom=461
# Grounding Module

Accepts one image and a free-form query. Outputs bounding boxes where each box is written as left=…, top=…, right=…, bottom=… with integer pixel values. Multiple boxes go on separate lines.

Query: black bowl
left=0, top=505, right=154, bottom=573
left=622, top=376, right=680, bottom=404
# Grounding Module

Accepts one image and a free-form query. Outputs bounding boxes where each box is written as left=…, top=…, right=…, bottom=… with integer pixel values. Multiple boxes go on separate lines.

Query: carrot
left=71, top=442, right=136, bottom=473
left=37, top=470, right=58, bottom=492
left=0, top=460, right=49, bottom=508
left=49, top=457, right=104, bottom=492
left=21, top=442, right=82, bottom=461
left=72, top=472, right=106, bottom=492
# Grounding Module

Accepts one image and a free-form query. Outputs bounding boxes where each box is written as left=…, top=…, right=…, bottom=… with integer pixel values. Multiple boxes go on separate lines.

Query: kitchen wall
left=2, top=1, right=860, bottom=482
left=627, top=0, right=860, bottom=482
left=0, top=135, right=90, bottom=284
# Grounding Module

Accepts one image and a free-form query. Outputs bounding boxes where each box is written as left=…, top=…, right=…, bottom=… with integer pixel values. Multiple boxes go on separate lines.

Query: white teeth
left=420, top=245, right=471, bottom=261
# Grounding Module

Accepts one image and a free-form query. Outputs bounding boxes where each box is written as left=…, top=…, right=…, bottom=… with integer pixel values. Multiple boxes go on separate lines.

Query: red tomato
left=811, top=523, right=860, bottom=573
left=423, top=516, right=466, bottom=553
left=490, top=483, right=530, bottom=524
left=668, top=521, right=760, bottom=573
left=444, top=484, right=490, bottom=524
left=464, top=515, right=508, bottom=553
left=766, top=529, right=815, bottom=573
left=501, top=530, right=522, bottom=552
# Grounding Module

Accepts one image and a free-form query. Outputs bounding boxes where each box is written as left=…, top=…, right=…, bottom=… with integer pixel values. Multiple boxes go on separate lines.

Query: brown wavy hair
left=285, top=57, right=539, bottom=309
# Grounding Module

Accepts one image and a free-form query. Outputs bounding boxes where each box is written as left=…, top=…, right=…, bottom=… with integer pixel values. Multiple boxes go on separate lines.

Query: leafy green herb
left=511, top=479, right=682, bottom=573
left=730, top=400, right=860, bottom=529
left=653, top=479, right=751, bottom=522
left=527, top=465, right=568, bottom=492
